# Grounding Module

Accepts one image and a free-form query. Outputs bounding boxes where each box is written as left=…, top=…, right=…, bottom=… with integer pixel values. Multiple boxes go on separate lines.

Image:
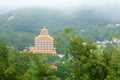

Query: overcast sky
left=0, top=0, right=120, bottom=10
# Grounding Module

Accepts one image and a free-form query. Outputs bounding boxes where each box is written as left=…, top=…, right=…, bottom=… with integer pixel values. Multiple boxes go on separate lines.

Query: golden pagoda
left=31, top=27, right=56, bottom=54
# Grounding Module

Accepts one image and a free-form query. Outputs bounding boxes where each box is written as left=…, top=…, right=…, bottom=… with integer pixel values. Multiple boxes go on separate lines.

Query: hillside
left=0, top=7, right=120, bottom=50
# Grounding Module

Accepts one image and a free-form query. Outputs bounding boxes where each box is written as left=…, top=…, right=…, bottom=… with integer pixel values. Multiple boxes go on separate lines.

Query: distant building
left=31, top=27, right=56, bottom=54
left=50, top=65, right=58, bottom=70
left=107, top=24, right=120, bottom=28
left=107, top=24, right=114, bottom=28
left=112, top=37, right=120, bottom=44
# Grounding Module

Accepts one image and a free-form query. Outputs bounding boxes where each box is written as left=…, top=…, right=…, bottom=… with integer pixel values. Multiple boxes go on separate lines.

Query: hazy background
left=0, top=0, right=120, bottom=50
left=0, top=0, right=120, bottom=11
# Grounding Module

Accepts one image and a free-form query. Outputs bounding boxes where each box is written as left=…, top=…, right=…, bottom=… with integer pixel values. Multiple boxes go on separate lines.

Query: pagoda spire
left=40, top=27, right=49, bottom=36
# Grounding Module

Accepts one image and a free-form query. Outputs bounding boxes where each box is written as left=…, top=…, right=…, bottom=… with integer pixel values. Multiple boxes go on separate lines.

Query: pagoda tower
left=32, top=27, right=56, bottom=54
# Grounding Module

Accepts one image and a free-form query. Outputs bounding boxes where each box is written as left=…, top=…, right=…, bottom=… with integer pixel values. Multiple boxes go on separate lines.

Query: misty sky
left=0, top=0, right=120, bottom=10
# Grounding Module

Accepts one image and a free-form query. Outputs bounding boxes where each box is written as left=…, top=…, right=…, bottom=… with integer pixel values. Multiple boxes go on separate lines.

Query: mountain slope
left=0, top=7, right=119, bottom=50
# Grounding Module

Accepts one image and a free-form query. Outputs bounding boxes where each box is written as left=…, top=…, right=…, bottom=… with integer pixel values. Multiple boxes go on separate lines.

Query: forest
left=0, top=28, right=120, bottom=80
left=0, top=7, right=120, bottom=80
left=0, top=7, right=120, bottom=50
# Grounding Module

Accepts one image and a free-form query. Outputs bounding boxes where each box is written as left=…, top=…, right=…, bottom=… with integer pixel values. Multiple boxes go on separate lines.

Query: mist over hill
left=0, top=7, right=120, bottom=50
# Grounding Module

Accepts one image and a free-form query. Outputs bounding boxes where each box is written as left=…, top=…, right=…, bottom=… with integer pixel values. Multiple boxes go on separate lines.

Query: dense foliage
left=0, top=28, right=120, bottom=80
left=0, top=42, right=60, bottom=80
left=60, top=29, right=120, bottom=80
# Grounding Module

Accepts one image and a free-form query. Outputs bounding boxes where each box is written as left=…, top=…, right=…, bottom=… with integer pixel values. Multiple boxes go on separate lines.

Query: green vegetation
left=0, top=7, right=120, bottom=50
left=0, top=42, right=60, bottom=80
left=0, top=28, right=120, bottom=80
left=0, top=7, right=120, bottom=80
left=67, top=34, right=120, bottom=80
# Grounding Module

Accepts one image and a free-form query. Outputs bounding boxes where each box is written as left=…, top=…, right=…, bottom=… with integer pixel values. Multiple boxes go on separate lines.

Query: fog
left=0, top=0, right=120, bottom=10
left=0, top=0, right=120, bottom=21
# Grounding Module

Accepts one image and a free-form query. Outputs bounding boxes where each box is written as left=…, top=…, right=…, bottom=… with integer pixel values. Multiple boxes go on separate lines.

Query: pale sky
left=0, top=0, right=120, bottom=10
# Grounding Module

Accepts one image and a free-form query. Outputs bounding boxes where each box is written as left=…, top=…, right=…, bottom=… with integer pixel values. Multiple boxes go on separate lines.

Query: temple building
left=31, top=27, right=56, bottom=54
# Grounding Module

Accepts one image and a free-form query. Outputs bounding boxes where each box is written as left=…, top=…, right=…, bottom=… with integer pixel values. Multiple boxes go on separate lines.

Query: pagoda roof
left=35, top=36, right=53, bottom=40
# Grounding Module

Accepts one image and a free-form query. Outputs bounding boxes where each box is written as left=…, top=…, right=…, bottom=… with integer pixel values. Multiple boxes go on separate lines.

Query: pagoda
left=31, top=27, right=56, bottom=54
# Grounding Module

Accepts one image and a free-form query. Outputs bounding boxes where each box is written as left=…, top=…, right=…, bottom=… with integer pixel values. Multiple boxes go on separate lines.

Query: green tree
left=0, top=42, right=9, bottom=80
left=61, top=28, right=120, bottom=80
left=0, top=41, right=59, bottom=80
